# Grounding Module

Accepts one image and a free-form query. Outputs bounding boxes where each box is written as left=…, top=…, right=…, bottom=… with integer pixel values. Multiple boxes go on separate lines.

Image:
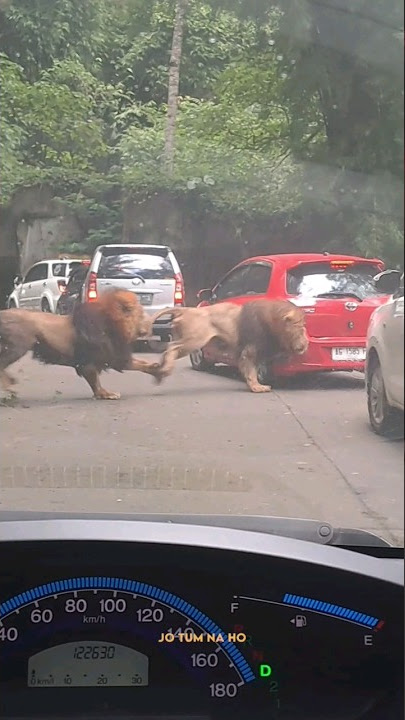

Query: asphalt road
left=1, top=355, right=403, bottom=545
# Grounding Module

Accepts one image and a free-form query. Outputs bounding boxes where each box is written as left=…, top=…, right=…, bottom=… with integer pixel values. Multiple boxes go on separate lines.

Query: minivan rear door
left=96, top=246, right=176, bottom=311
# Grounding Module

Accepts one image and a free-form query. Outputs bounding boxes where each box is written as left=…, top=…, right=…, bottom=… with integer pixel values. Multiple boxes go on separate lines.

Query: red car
left=190, top=253, right=390, bottom=380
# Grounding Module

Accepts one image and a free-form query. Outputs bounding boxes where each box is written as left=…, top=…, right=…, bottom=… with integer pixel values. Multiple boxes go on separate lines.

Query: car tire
left=256, top=362, right=274, bottom=387
left=190, top=349, right=214, bottom=372
left=367, top=358, right=403, bottom=439
left=8, top=300, right=17, bottom=309
left=41, top=298, right=51, bottom=313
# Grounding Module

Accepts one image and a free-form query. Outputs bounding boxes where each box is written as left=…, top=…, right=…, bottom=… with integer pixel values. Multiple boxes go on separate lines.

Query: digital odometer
left=28, top=641, right=149, bottom=687
left=0, top=538, right=403, bottom=719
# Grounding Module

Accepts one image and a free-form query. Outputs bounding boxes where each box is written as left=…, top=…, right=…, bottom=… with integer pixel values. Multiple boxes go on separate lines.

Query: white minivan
left=82, top=244, right=185, bottom=342
left=366, top=270, right=404, bottom=438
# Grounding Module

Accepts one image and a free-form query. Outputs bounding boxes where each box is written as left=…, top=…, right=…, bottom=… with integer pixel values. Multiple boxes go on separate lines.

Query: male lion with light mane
left=151, top=299, right=308, bottom=392
left=0, top=289, right=160, bottom=400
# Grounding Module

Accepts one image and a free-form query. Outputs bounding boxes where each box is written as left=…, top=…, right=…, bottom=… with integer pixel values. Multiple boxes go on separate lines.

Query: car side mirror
left=13, top=275, right=22, bottom=287
left=373, top=270, right=402, bottom=295
left=197, top=288, right=213, bottom=302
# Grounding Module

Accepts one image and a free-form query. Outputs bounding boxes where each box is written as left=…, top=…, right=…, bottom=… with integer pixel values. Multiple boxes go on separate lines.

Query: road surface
left=1, top=355, right=403, bottom=545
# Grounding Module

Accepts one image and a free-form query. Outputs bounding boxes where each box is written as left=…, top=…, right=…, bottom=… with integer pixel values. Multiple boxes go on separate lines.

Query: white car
left=366, top=270, right=404, bottom=438
left=7, top=258, right=84, bottom=313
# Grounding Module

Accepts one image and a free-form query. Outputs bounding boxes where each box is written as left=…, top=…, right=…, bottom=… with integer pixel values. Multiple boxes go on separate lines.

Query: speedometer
left=1, top=576, right=254, bottom=693
left=1, top=574, right=268, bottom=719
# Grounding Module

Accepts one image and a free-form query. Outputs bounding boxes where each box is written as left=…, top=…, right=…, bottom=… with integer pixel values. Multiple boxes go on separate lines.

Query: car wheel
left=190, top=349, right=214, bottom=372
left=41, top=298, right=51, bottom=313
left=8, top=300, right=17, bottom=309
left=367, top=359, right=403, bottom=439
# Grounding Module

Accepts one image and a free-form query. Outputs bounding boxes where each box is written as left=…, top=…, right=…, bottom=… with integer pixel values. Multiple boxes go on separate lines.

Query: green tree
left=0, top=0, right=108, bottom=80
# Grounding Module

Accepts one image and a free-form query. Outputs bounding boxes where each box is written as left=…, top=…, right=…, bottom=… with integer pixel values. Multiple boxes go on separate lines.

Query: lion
left=151, top=299, right=308, bottom=392
left=0, top=289, right=160, bottom=400
left=235, top=299, right=308, bottom=392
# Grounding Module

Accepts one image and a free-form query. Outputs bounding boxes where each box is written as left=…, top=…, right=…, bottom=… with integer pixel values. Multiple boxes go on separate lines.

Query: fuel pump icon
left=290, top=615, right=307, bottom=628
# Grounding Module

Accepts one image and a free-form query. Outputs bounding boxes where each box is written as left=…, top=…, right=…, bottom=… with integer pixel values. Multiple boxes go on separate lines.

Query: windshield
left=0, top=0, right=403, bottom=549
left=287, top=263, right=386, bottom=300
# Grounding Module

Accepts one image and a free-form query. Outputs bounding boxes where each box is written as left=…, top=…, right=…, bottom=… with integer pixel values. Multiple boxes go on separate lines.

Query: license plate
left=332, top=347, right=366, bottom=361
left=138, top=293, right=153, bottom=306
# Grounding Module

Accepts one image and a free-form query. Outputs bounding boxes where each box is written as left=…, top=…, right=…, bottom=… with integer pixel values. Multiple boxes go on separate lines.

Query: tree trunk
left=163, top=0, right=189, bottom=175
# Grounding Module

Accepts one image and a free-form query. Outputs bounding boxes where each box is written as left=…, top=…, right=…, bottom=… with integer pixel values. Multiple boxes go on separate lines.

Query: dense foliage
left=0, top=0, right=403, bottom=262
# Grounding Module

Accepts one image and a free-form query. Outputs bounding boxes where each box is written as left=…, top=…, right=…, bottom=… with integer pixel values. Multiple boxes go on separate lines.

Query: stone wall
left=0, top=186, right=81, bottom=307
left=17, top=216, right=82, bottom=274
left=123, top=191, right=340, bottom=303
left=1, top=185, right=345, bottom=308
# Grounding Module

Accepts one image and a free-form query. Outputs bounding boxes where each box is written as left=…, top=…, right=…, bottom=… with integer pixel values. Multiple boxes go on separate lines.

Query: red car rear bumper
left=272, top=337, right=367, bottom=376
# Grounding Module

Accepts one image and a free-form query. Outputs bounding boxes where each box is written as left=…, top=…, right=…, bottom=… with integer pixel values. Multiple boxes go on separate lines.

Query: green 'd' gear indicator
left=259, top=664, right=272, bottom=677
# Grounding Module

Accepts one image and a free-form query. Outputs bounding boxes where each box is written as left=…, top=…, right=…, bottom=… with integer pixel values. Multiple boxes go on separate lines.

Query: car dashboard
left=0, top=512, right=403, bottom=720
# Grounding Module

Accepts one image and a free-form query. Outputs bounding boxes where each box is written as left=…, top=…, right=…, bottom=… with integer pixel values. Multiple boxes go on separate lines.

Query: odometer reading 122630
left=28, top=641, right=149, bottom=687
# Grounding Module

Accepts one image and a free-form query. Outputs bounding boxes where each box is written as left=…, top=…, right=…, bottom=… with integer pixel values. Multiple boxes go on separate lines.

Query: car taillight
left=174, top=273, right=184, bottom=305
left=87, top=271, right=98, bottom=301
left=57, top=280, right=67, bottom=293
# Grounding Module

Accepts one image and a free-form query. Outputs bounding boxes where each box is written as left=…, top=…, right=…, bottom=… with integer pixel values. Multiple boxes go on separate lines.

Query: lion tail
left=151, top=307, right=184, bottom=323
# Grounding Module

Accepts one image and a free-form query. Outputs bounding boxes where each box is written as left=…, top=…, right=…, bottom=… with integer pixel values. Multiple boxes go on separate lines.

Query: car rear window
left=286, top=262, right=385, bottom=301
left=98, top=248, right=175, bottom=280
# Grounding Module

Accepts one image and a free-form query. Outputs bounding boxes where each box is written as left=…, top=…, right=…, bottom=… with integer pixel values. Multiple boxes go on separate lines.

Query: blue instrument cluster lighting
left=283, top=593, right=380, bottom=628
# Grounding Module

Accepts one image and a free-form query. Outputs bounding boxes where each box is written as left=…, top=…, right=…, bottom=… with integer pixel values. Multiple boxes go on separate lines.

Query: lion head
left=98, top=289, right=152, bottom=342
left=273, top=303, right=309, bottom=356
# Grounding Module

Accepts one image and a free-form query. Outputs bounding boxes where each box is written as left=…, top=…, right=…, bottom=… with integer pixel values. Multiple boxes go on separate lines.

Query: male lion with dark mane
left=0, top=289, right=160, bottom=400
left=151, top=299, right=308, bottom=393
left=235, top=299, right=308, bottom=392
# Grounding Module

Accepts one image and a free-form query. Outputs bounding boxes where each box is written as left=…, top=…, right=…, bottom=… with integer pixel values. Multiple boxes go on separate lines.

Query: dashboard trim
left=0, top=519, right=403, bottom=586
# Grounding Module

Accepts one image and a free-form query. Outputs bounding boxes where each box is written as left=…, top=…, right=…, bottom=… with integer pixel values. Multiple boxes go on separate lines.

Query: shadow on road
left=204, top=365, right=365, bottom=391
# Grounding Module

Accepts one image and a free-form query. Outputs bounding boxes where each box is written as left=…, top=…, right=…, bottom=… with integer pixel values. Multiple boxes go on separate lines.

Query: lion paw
left=152, top=368, right=170, bottom=384
left=249, top=383, right=272, bottom=393
left=94, top=391, right=121, bottom=400
left=153, top=374, right=167, bottom=385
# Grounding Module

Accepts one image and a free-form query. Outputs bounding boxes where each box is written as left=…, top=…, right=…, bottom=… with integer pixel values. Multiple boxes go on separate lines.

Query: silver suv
left=7, top=258, right=84, bottom=313
left=83, top=244, right=185, bottom=342
left=366, top=270, right=404, bottom=438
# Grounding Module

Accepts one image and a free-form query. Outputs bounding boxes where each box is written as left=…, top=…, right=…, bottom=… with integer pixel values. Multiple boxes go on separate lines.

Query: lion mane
left=235, top=299, right=309, bottom=392
left=0, top=289, right=157, bottom=400
left=236, top=299, right=308, bottom=359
